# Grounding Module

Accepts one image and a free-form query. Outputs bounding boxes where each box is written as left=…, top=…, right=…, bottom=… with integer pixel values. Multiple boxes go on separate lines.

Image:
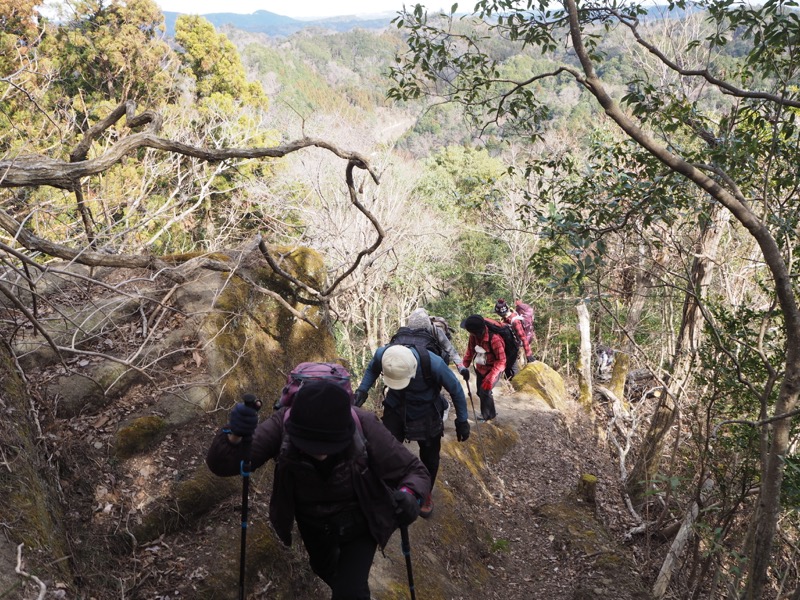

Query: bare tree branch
left=258, top=159, right=386, bottom=299
left=0, top=101, right=379, bottom=190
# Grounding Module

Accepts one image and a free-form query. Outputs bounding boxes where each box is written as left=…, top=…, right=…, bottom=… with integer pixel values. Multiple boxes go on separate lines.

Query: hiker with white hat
left=354, top=343, right=470, bottom=519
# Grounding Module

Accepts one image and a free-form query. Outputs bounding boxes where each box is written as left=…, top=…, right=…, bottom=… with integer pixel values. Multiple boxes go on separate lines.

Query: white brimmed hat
left=381, top=345, right=418, bottom=390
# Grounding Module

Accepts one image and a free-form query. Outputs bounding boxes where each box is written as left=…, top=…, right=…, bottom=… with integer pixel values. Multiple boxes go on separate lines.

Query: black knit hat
left=461, top=314, right=486, bottom=335
left=286, top=382, right=355, bottom=456
left=494, top=298, right=509, bottom=316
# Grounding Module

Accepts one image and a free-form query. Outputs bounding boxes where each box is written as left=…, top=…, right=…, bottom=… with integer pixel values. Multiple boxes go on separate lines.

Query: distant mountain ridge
left=162, top=9, right=396, bottom=36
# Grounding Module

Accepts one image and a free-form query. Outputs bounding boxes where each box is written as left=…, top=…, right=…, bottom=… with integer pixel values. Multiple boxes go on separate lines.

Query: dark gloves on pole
left=526, top=354, right=535, bottom=363
left=229, top=401, right=259, bottom=440
left=455, top=419, right=470, bottom=442
left=393, top=488, right=421, bottom=526
left=458, top=366, right=470, bottom=381
left=353, top=389, right=368, bottom=407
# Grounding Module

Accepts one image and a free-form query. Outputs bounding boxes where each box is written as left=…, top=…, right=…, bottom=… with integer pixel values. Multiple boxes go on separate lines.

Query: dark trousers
left=474, top=371, right=497, bottom=420
left=381, top=405, right=442, bottom=487
left=296, top=511, right=377, bottom=600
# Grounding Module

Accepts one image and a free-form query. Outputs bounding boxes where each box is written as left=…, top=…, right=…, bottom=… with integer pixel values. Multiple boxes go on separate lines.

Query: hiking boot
left=420, top=494, right=434, bottom=519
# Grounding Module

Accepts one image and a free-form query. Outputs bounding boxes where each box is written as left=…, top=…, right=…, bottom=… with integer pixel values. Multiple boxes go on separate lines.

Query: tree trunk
left=626, top=206, right=727, bottom=509
left=668, top=206, right=729, bottom=390
left=744, top=379, right=800, bottom=598
left=653, top=478, right=715, bottom=598
left=570, top=1, right=800, bottom=593
left=611, top=244, right=655, bottom=403
left=626, top=393, right=677, bottom=505
left=576, top=301, right=593, bottom=411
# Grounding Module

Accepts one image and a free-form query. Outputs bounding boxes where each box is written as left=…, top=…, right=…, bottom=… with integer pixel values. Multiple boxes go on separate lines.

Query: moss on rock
left=199, top=245, right=338, bottom=410
left=114, top=415, right=167, bottom=459
left=0, top=345, right=72, bottom=588
left=511, top=362, right=568, bottom=411
left=130, top=469, right=239, bottom=548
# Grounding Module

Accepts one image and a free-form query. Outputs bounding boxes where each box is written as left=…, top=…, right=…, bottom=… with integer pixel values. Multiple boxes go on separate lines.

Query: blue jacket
left=357, top=345, right=468, bottom=423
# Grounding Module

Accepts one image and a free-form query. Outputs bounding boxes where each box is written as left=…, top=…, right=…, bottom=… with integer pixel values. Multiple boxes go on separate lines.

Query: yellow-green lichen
left=113, top=415, right=167, bottom=459
left=199, top=245, right=338, bottom=409
left=511, top=362, right=567, bottom=410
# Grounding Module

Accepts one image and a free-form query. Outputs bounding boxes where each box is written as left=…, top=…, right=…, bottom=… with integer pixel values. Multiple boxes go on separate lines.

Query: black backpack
left=484, top=319, right=520, bottom=379
left=390, top=327, right=445, bottom=359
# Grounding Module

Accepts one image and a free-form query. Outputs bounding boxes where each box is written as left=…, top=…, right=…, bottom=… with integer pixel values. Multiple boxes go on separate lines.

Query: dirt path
left=455, top=382, right=649, bottom=600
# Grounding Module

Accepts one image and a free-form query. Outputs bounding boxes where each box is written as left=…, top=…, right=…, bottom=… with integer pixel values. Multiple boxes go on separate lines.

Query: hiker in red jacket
left=206, top=382, right=430, bottom=600
left=459, top=314, right=506, bottom=421
left=494, top=298, right=534, bottom=376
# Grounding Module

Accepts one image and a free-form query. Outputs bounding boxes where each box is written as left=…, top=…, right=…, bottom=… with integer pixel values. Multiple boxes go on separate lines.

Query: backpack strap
left=413, top=345, right=433, bottom=384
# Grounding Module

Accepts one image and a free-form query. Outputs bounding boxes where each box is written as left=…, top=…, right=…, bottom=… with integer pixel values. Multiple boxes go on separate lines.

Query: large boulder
left=510, top=360, right=569, bottom=412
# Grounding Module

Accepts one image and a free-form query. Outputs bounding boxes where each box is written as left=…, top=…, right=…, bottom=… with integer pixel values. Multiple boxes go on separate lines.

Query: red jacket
left=501, top=311, right=531, bottom=357
left=461, top=319, right=507, bottom=383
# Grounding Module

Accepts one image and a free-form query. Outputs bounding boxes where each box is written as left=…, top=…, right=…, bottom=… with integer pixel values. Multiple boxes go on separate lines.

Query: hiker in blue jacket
left=353, top=344, right=470, bottom=518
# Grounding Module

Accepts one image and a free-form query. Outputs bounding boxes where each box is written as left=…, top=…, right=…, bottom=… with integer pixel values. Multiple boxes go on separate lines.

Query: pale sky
left=154, top=0, right=446, bottom=19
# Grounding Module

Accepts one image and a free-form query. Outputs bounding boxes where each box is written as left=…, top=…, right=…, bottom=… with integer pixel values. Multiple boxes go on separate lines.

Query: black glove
left=455, top=419, right=470, bottom=442
left=458, top=366, right=470, bottom=381
left=392, top=488, right=421, bottom=526
left=353, top=389, right=368, bottom=407
left=229, top=402, right=259, bottom=440
left=526, top=354, right=535, bottom=363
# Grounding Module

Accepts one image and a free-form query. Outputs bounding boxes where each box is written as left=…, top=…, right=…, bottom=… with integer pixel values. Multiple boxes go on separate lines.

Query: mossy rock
left=443, top=420, right=518, bottom=471
left=0, top=345, right=72, bottom=587
left=15, top=296, right=143, bottom=371
left=50, top=360, right=145, bottom=418
left=511, top=362, right=568, bottom=411
left=114, top=415, right=167, bottom=459
left=130, top=469, right=239, bottom=548
left=151, top=386, right=215, bottom=424
left=196, top=247, right=337, bottom=410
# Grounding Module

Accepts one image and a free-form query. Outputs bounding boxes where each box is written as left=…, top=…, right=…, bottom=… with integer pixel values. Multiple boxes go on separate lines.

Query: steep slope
left=349, top=378, right=652, bottom=600
left=1, top=257, right=650, bottom=599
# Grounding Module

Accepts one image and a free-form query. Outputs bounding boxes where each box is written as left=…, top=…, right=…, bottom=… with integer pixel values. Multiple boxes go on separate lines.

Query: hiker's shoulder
left=353, top=407, right=380, bottom=427
left=354, top=408, right=392, bottom=441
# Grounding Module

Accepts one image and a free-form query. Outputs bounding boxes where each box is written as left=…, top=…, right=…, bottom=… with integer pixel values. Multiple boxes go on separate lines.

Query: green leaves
left=174, top=15, right=267, bottom=108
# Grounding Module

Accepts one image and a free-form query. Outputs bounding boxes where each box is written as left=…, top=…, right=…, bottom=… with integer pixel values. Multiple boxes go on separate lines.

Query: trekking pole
left=238, top=394, right=261, bottom=600
left=400, top=525, right=417, bottom=600
left=465, top=379, right=488, bottom=465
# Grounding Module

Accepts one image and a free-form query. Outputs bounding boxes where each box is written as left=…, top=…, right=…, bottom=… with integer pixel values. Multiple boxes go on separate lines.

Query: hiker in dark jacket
left=353, top=344, right=470, bottom=518
left=406, top=307, right=463, bottom=367
left=206, top=382, right=430, bottom=600
left=494, top=298, right=533, bottom=376
left=460, top=314, right=507, bottom=421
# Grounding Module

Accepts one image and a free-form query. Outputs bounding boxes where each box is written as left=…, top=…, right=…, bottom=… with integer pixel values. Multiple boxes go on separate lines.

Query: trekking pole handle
left=242, top=393, right=262, bottom=412
left=239, top=394, right=262, bottom=473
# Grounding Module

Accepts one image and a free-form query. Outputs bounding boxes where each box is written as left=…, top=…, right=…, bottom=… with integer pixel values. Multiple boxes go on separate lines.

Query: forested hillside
left=2, top=0, right=800, bottom=598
